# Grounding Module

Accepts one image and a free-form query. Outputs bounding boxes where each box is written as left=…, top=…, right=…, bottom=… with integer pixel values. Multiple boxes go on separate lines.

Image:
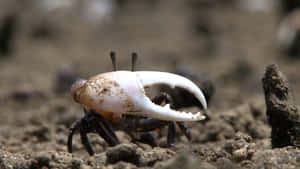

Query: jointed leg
left=176, top=122, right=192, bottom=141
left=136, top=118, right=167, bottom=132
left=67, top=119, right=96, bottom=155
left=167, top=122, right=176, bottom=147
left=88, top=109, right=119, bottom=146
left=93, top=119, right=119, bottom=146
left=68, top=108, right=119, bottom=155
left=80, top=127, right=95, bottom=156
left=128, top=132, right=158, bottom=147
left=152, top=92, right=193, bottom=146
left=68, top=120, right=81, bottom=153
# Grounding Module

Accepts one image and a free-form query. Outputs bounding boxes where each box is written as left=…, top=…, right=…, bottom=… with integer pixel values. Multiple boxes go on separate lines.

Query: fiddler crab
left=68, top=52, right=208, bottom=155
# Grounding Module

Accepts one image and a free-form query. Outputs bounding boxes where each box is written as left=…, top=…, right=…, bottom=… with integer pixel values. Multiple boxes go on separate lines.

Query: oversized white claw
left=135, top=71, right=207, bottom=109
left=131, top=101, right=207, bottom=121
left=127, top=71, right=207, bottom=121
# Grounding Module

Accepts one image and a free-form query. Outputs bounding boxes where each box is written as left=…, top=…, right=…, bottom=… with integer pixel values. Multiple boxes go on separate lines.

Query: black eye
left=103, top=88, right=108, bottom=92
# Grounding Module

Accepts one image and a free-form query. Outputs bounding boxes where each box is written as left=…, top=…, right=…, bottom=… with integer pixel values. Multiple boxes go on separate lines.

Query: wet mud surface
left=1, top=0, right=300, bottom=168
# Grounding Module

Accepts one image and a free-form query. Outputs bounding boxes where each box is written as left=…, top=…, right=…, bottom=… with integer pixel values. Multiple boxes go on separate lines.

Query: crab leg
left=136, top=118, right=167, bottom=132
left=80, top=127, right=95, bottom=156
left=93, top=119, right=119, bottom=146
left=89, top=110, right=120, bottom=145
left=167, top=122, right=176, bottom=147
left=129, top=132, right=158, bottom=147
left=152, top=93, right=193, bottom=141
left=85, top=109, right=120, bottom=146
left=67, top=120, right=81, bottom=153
left=176, top=122, right=192, bottom=141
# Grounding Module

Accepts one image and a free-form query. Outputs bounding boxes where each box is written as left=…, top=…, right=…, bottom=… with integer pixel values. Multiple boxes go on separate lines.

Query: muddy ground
left=0, top=0, right=300, bottom=168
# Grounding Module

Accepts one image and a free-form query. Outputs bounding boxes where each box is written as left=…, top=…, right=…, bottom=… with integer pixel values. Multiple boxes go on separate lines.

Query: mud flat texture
left=1, top=0, right=300, bottom=168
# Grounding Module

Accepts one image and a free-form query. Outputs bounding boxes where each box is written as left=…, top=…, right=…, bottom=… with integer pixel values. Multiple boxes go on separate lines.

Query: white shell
left=75, top=71, right=207, bottom=122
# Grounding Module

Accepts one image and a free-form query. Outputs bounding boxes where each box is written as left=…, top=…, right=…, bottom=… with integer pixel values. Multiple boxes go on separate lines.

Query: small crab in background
left=68, top=52, right=208, bottom=155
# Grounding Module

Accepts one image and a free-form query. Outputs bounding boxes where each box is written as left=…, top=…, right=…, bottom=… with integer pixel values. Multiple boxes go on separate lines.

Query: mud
left=1, top=0, right=300, bottom=168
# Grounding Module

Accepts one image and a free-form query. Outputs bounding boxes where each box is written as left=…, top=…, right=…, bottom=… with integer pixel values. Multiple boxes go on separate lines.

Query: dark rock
left=106, top=143, right=141, bottom=165
left=0, top=14, right=17, bottom=57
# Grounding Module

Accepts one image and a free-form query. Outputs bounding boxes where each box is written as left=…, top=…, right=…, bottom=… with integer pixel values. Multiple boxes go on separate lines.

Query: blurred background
left=0, top=0, right=300, bottom=157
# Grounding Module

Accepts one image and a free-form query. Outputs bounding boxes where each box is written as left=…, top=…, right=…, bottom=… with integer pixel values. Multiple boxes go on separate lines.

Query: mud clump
left=223, top=132, right=255, bottom=162
left=154, top=151, right=217, bottom=169
left=262, top=64, right=300, bottom=147
left=106, top=143, right=175, bottom=167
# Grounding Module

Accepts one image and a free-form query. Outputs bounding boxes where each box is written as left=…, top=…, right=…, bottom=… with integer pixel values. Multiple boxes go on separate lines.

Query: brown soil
left=0, top=0, right=300, bottom=168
